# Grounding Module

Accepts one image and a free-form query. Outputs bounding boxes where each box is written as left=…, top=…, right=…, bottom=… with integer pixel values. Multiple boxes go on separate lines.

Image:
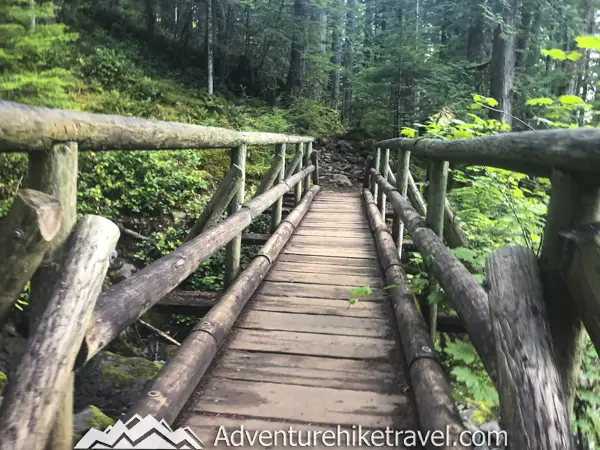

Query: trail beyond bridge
left=0, top=101, right=599, bottom=450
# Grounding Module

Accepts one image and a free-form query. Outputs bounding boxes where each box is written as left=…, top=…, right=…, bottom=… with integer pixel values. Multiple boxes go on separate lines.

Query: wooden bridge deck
left=176, top=192, right=420, bottom=448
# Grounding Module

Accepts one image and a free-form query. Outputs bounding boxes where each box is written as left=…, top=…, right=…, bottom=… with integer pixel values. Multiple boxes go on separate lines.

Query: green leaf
left=566, top=50, right=583, bottom=61
left=576, top=35, right=600, bottom=50
left=541, top=48, right=567, bottom=61
left=485, top=97, right=498, bottom=107
left=401, top=127, right=417, bottom=138
left=452, top=129, right=473, bottom=139
left=526, top=97, right=553, bottom=106
left=559, top=95, right=585, bottom=105
left=350, top=286, right=372, bottom=298
left=472, top=94, right=483, bottom=102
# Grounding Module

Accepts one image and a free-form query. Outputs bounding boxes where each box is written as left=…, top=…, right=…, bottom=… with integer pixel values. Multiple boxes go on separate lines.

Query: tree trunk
left=284, top=0, right=307, bottom=99
left=489, top=0, right=518, bottom=125
left=342, top=0, right=355, bottom=123
left=466, top=0, right=484, bottom=62
left=330, top=6, right=343, bottom=111
left=145, top=0, right=156, bottom=37
left=207, top=0, right=214, bottom=95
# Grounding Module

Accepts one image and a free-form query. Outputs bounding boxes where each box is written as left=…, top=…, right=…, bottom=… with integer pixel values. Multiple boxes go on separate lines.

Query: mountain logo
left=74, top=414, right=204, bottom=449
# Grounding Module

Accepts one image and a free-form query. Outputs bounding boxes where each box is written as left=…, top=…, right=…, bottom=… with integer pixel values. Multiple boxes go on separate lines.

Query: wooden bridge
left=0, top=101, right=599, bottom=450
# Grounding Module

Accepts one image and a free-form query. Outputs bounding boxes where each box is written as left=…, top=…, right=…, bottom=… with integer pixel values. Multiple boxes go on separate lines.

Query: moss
left=0, top=371, right=7, bottom=396
left=100, top=356, right=163, bottom=387
left=85, top=405, right=114, bottom=430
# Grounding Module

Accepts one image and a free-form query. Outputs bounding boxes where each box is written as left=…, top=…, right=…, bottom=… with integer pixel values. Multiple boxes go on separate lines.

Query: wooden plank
left=271, top=261, right=380, bottom=276
left=298, top=224, right=372, bottom=231
left=178, top=415, right=415, bottom=450
left=265, top=270, right=383, bottom=287
left=303, top=214, right=367, bottom=223
left=293, top=229, right=370, bottom=238
left=209, top=350, right=402, bottom=392
left=228, top=329, right=395, bottom=359
left=250, top=294, right=388, bottom=318
left=283, top=245, right=377, bottom=259
left=238, top=310, right=392, bottom=338
left=190, top=378, right=414, bottom=428
left=288, top=235, right=376, bottom=249
left=256, top=281, right=387, bottom=300
left=276, top=253, right=379, bottom=267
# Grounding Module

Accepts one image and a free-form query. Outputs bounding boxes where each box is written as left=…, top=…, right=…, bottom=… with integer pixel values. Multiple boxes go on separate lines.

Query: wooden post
left=284, top=151, right=303, bottom=178
left=27, top=142, right=78, bottom=332
left=392, top=150, right=411, bottom=256
left=487, top=246, right=574, bottom=450
left=0, top=189, right=62, bottom=328
left=371, top=148, right=381, bottom=198
left=389, top=168, right=467, bottom=249
left=310, top=151, right=319, bottom=185
left=303, top=142, right=312, bottom=193
left=363, top=156, right=374, bottom=189
left=184, top=164, right=243, bottom=242
left=424, top=160, right=449, bottom=338
left=378, top=148, right=390, bottom=220
left=540, top=171, right=600, bottom=412
left=255, top=155, right=284, bottom=196
left=0, top=215, right=120, bottom=450
left=294, top=143, right=304, bottom=205
left=126, top=187, right=320, bottom=424
left=225, top=144, right=246, bottom=286
left=270, top=143, right=286, bottom=233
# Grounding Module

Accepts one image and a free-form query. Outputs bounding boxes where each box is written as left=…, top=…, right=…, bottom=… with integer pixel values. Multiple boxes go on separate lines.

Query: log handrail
left=0, top=101, right=313, bottom=152
left=376, top=129, right=600, bottom=177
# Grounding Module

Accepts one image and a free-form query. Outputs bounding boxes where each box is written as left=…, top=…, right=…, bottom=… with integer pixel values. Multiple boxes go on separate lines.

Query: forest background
left=1, top=0, right=600, bottom=446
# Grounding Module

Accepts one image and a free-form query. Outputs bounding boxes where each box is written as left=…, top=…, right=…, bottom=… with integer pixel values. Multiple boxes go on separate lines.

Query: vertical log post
left=27, top=142, right=78, bottom=332
left=378, top=148, right=390, bottom=220
left=363, top=155, right=374, bottom=189
left=310, top=151, right=319, bottom=185
left=0, top=215, right=120, bottom=450
left=540, top=171, right=599, bottom=413
left=424, top=160, right=449, bottom=338
left=487, top=246, right=574, bottom=450
left=303, top=142, right=312, bottom=193
left=225, top=144, right=247, bottom=286
left=270, top=143, right=286, bottom=233
left=371, top=148, right=381, bottom=198
left=392, top=150, right=411, bottom=256
left=294, top=143, right=304, bottom=205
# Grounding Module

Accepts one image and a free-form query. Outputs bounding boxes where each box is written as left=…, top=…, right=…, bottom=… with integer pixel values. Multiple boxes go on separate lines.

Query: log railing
left=0, top=101, right=317, bottom=450
left=366, top=130, right=600, bottom=450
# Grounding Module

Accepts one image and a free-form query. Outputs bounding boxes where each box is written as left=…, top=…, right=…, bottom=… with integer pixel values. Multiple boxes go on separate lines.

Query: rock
left=332, top=174, right=352, bottom=187
left=110, top=263, right=138, bottom=284
left=171, top=210, right=187, bottom=220
left=74, top=405, right=114, bottom=438
left=0, top=325, right=26, bottom=377
left=479, top=420, right=501, bottom=434
left=335, top=140, right=353, bottom=153
left=75, top=352, right=163, bottom=417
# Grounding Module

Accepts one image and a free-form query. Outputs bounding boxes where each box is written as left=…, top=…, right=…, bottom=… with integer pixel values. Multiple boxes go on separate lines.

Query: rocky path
left=314, top=138, right=369, bottom=192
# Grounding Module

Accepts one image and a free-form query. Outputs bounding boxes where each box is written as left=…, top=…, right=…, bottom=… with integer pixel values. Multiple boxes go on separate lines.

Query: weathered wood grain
left=257, top=281, right=386, bottom=300
left=283, top=245, right=377, bottom=259
left=265, top=270, right=382, bottom=287
left=376, top=129, right=600, bottom=177
left=271, top=261, right=380, bottom=276
left=250, top=294, right=388, bottom=318
left=0, top=189, right=62, bottom=328
left=0, top=215, right=119, bottom=450
left=488, top=246, right=574, bottom=450
left=238, top=309, right=392, bottom=338
left=0, top=101, right=313, bottom=152
left=210, top=350, right=401, bottom=392
left=190, top=378, right=415, bottom=428
left=228, top=329, right=395, bottom=359
left=276, top=253, right=378, bottom=267
left=271, top=143, right=286, bottom=232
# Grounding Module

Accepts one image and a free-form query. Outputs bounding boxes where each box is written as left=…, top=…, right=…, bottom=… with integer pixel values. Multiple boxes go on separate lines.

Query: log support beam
left=271, top=143, right=286, bottom=232
left=487, top=246, right=574, bottom=450
left=0, top=215, right=119, bottom=450
left=392, top=150, right=411, bottom=255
